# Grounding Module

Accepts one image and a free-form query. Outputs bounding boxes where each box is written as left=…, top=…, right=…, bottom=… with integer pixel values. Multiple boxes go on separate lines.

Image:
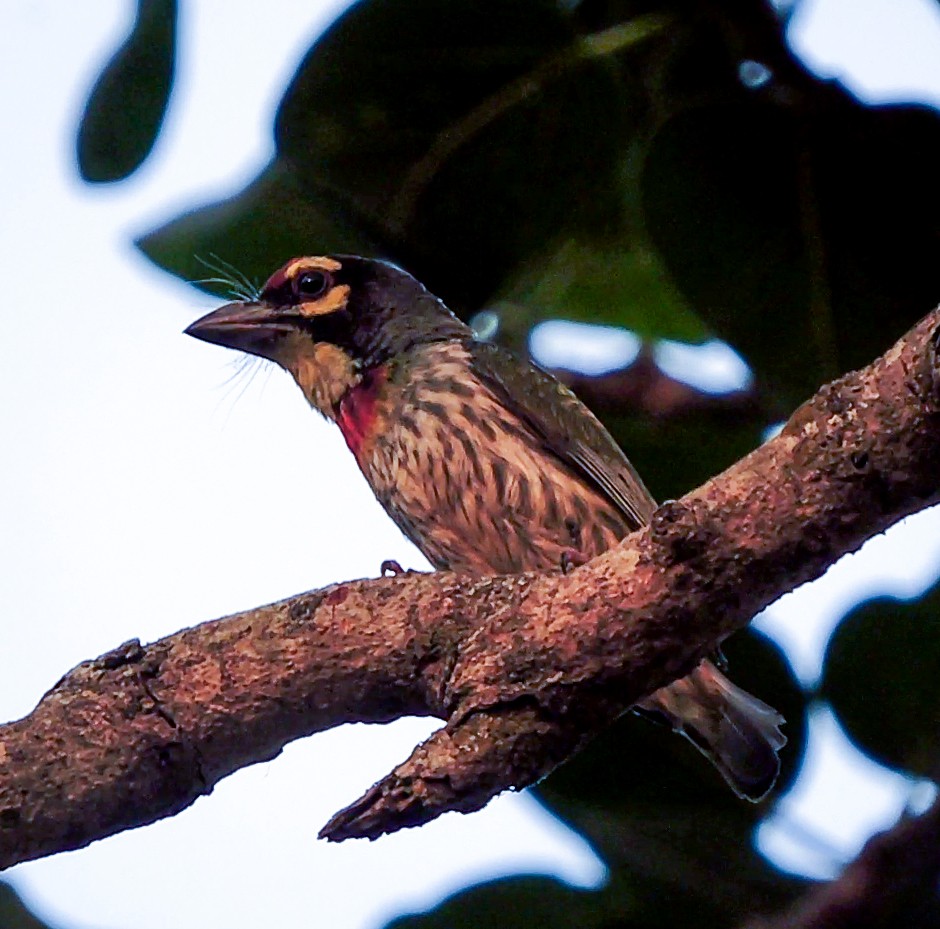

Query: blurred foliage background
left=9, top=0, right=939, bottom=926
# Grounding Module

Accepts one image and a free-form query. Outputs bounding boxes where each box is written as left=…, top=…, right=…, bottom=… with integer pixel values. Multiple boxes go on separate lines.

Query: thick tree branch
left=2, top=308, right=940, bottom=868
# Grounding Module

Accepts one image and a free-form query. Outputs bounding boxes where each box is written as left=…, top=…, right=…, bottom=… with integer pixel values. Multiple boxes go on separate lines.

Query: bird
left=185, top=254, right=786, bottom=800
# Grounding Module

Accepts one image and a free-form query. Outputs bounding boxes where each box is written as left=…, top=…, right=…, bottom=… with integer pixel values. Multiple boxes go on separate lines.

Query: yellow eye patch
left=283, top=255, right=342, bottom=276
left=297, top=283, right=351, bottom=317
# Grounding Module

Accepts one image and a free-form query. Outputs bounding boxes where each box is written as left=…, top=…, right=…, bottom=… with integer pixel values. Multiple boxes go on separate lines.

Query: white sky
left=1, top=1, right=939, bottom=927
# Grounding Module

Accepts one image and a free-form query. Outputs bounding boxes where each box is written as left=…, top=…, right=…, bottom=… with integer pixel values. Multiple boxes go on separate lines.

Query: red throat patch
left=336, top=366, right=388, bottom=460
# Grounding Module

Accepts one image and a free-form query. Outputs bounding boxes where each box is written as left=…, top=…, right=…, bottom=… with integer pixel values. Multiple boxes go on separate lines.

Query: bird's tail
left=637, top=659, right=787, bottom=801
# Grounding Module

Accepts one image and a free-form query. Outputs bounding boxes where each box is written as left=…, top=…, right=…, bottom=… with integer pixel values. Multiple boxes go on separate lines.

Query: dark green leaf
left=496, top=239, right=708, bottom=342
left=385, top=876, right=612, bottom=929
left=137, top=161, right=382, bottom=296
left=641, top=100, right=815, bottom=408
left=383, top=870, right=787, bottom=929
left=77, top=0, right=177, bottom=182
left=0, top=882, right=59, bottom=929
left=822, top=583, right=940, bottom=779
left=810, top=104, right=940, bottom=374
left=600, top=404, right=766, bottom=504
left=274, top=0, right=666, bottom=307
left=642, top=95, right=940, bottom=411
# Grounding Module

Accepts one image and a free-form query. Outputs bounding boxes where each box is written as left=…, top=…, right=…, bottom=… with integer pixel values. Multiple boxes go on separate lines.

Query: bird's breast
left=350, top=343, right=629, bottom=574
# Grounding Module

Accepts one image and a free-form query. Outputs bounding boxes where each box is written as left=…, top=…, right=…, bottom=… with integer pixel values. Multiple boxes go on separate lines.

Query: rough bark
left=2, top=307, right=940, bottom=870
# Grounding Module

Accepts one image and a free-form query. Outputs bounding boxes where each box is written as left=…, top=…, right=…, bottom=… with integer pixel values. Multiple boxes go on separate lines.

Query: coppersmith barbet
left=186, top=254, right=786, bottom=800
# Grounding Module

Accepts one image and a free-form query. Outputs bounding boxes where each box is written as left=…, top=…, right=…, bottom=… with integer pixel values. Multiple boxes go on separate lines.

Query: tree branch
left=2, top=307, right=940, bottom=869
left=743, top=796, right=940, bottom=929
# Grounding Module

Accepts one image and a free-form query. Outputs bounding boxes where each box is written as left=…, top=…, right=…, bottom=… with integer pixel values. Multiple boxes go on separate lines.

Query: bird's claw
left=560, top=550, right=587, bottom=574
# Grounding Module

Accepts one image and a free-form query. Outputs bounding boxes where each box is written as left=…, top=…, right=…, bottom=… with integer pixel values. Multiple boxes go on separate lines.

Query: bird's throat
left=336, top=365, right=388, bottom=461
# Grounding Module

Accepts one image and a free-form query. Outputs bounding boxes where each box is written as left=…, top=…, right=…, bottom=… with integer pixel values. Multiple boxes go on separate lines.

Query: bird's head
left=185, top=255, right=470, bottom=417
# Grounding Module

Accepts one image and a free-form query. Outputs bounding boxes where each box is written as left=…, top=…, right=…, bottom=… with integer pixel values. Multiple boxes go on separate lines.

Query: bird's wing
left=468, top=340, right=657, bottom=531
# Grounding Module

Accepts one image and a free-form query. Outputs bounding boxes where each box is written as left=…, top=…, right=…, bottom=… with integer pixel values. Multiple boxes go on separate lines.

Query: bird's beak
left=185, top=301, right=296, bottom=358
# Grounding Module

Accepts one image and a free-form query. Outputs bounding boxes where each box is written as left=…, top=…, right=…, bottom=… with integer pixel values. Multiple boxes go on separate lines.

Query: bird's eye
left=296, top=270, right=330, bottom=299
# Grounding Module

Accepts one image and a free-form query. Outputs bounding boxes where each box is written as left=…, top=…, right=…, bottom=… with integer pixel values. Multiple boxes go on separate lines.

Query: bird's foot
left=380, top=559, right=406, bottom=577
left=560, top=550, right=587, bottom=574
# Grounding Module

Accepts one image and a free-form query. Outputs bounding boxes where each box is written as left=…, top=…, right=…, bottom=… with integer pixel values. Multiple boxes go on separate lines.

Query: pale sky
left=1, top=1, right=939, bottom=927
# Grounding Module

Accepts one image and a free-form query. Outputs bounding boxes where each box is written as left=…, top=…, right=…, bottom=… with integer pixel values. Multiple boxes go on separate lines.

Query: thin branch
left=2, top=307, right=940, bottom=869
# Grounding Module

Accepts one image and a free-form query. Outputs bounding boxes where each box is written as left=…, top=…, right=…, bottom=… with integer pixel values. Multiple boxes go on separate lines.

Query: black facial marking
left=299, top=309, right=354, bottom=349
left=261, top=255, right=473, bottom=366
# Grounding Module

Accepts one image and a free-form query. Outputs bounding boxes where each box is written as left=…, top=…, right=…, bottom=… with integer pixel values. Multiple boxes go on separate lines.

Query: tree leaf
left=384, top=877, right=612, bottom=929
left=137, top=162, right=382, bottom=295
left=273, top=0, right=666, bottom=307
left=76, top=0, right=177, bottom=182
left=641, top=99, right=816, bottom=408
left=597, top=404, right=766, bottom=504
left=496, top=238, right=708, bottom=342
left=0, top=882, right=59, bottom=929
left=641, top=95, right=940, bottom=411
left=822, top=584, right=940, bottom=780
